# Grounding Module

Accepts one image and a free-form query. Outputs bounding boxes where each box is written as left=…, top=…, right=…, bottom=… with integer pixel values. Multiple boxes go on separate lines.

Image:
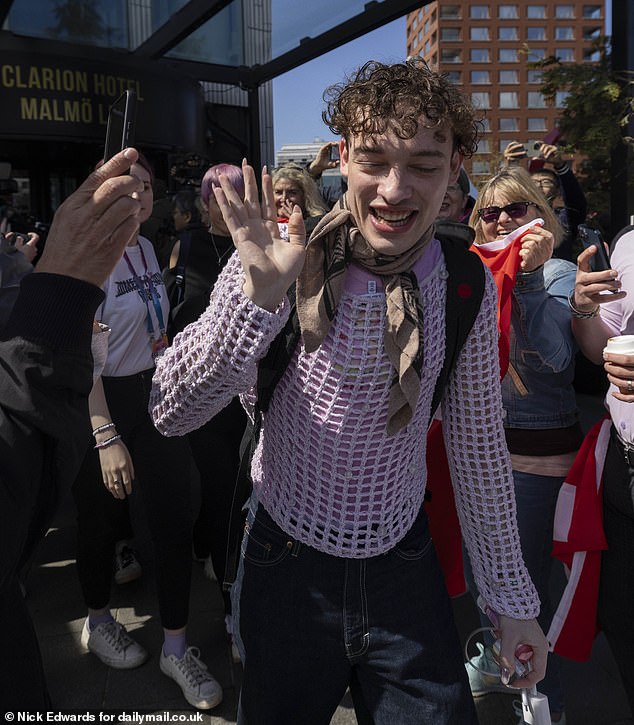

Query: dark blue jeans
left=232, top=498, right=477, bottom=725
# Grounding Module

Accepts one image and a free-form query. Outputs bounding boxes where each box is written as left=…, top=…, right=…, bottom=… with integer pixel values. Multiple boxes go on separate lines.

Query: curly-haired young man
left=150, top=60, right=548, bottom=724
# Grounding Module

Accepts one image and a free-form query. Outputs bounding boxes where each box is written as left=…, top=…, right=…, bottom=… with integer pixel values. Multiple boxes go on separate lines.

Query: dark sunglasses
left=477, top=201, right=536, bottom=223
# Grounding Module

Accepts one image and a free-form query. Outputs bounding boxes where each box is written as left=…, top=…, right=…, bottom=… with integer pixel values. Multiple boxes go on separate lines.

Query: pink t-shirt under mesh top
left=150, top=239, right=540, bottom=619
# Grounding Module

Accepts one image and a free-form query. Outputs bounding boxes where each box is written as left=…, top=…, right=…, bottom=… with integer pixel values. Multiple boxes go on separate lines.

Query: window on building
left=499, top=92, right=519, bottom=108
left=527, top=5, right=546, bottom=18
left=445, top=71, right=462, bottom=84
left=583, top=5, right=602, bottom=19
left=499, top=70, right=519, bottom=83
left=499, top=140, right=515, bottom=153
left=583, top=26, right=602, bottom=41
left=441, top=49, right=462, bottom=63
left=424, top=39, right=431, bottom=55
left=475, top=139, right=491, bottom=153
left=556, top=48, right=575, bottom=62
left=527, top=91, right=546, bottom=108
left=500, top=118, right=519, bottom=131
left=527, top=117, right=548, bottom=132
left=471, top=92, right=491, bottom=109
left=424, top=19, right=430, bottom=33
left=556, top=91, right=570, bottom=107
left=555, top=26, right=574, bottom=40
left=470, top=48, right=491, bottom=62
left=479, top=118, right=491, bottom=132
left=498, top=27, right=519, bottom=40
left=499, top=5, right=519, bottom=18
left=471, top=159, right=492, bottom=176
left=555, top=5, right=574, bottom=18
left=441, top=27, right=461, bottom=41
left=526, top=26, right=546, bottom=41
left=526, top=48, right=546, bottom=61
left=527, top=69, right=543, bottom=84
left=583, top=48, right=601, bottom=62
left=470, top=5, right=490, bottom=19
left=440, top=4, right=461, bottom=19
left=499, top=48, right=519, bottom=62
left=471, top=70, right=491, bottom=84
left=470, top=27, right=490, bottom=40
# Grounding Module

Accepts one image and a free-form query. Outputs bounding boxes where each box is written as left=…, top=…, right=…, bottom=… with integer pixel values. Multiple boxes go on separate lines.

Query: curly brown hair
left=322, top=59, right=480, bottom=158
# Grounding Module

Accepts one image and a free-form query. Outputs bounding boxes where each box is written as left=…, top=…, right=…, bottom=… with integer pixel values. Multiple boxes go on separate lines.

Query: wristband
left=568, top=290, right=600, bottom=319
left=94, top=434, right=122, bottom=450
left=92, top=422, right=116, bottom=437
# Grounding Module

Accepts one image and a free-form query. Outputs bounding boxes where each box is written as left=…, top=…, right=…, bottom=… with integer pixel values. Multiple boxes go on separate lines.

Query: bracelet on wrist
left=568, top=290, right=600, bottom=319
left=92, top=422, right=116, bottom=437
left=94, top=433, right=122, bottom=450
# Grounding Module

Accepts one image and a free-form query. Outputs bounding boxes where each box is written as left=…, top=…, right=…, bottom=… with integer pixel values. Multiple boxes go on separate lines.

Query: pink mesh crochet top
left=150, top=240, right=539, bottom=619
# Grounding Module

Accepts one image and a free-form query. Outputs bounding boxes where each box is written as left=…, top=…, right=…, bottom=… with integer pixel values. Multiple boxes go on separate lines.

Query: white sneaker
left=81, top=618, right=148, bottom=669
left=114, top=541, right=142, bottom=585
left=160, top=646, right=223, bottom=710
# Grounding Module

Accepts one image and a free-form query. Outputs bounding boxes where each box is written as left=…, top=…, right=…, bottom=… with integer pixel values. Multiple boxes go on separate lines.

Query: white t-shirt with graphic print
left=98, top=236, right=169, bottom=378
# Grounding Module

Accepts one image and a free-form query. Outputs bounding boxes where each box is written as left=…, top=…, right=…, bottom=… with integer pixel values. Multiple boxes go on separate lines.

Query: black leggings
left=72, top=369, right=193, bottom=630
left=188, top=396, right=247, bottom=613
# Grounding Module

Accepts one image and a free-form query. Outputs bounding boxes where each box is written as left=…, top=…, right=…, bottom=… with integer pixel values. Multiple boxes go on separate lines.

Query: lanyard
left=123, top=245, right=168, bottom=357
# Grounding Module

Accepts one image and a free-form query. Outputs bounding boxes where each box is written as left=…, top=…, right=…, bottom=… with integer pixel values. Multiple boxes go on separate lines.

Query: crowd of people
left=1, top=56, right=632, bottom=725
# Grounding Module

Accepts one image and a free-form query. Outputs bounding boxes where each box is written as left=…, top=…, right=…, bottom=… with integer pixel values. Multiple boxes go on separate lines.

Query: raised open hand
left=214, top=160, right=307, bottom=311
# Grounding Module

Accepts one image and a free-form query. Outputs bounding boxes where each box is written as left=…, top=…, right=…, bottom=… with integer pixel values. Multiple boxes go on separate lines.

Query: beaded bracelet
left=92, top=422, right=116, bottom=437
left=94, top=434, right=122, bottom=450
left=568, top=290, right=600, bottom=319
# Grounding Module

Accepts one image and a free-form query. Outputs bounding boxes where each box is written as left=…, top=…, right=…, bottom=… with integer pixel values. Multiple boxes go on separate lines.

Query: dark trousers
left=72, top=370, right=193, bottom=630
left=599, top=428, right=634, bottom=715
left=188, top=397, right=246, bottom=613
left=232, top=499, right=477, bottom=725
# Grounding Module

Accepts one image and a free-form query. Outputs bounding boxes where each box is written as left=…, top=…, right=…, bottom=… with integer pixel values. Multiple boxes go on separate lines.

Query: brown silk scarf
left=296, top=195, right=433, bottom=435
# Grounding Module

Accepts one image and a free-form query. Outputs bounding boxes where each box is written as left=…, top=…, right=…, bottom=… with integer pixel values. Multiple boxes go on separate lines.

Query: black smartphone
left=579, top=224, right=611, bottom=272
left=103, top=90, right=137, bottom=163
left=329, top=143, right=340, bottom=162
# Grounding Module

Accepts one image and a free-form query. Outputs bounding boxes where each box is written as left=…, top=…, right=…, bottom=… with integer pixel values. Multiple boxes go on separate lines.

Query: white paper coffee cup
left=604, top=335, right=634, bottom=355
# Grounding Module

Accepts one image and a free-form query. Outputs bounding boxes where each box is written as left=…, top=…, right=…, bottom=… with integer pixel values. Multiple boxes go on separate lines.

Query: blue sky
left=272, top=17, right=407, bottom=153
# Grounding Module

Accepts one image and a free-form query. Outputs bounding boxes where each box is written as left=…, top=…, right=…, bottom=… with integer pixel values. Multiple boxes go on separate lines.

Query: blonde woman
left=466, top=166, right=575, bottom=725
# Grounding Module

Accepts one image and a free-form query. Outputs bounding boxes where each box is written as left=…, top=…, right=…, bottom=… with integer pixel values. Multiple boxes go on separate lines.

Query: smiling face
left=480, top=192, right=542, bottom=243
left=437, top=182, right=467, bottom=221
left=340, top=120, right=461, bottom=255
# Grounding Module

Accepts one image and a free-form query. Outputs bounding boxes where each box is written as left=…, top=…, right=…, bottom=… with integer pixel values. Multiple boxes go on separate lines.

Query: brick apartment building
left=406, top=1, right=605, bottom=182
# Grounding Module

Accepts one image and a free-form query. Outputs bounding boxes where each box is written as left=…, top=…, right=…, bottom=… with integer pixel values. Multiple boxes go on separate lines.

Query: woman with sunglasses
left=465, top=166, right=579, bottom=725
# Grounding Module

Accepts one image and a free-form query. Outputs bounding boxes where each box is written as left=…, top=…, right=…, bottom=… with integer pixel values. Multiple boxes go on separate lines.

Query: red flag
left=471, top=220, right=543, bottom=378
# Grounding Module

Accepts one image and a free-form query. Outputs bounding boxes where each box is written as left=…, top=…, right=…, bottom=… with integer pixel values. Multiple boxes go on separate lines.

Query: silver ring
left=628, top=380, right=633, bottom=393
left=113, top=480, right=121, bottom=488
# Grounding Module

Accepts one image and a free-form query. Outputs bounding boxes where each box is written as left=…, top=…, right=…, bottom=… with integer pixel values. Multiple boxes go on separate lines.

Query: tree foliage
left=529, top=38, right=634, bottom=227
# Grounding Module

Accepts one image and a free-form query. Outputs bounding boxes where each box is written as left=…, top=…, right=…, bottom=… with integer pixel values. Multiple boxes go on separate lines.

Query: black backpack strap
left=429, top=234, right=486, bottom=421
left=223, top=284, right=301, bottom=591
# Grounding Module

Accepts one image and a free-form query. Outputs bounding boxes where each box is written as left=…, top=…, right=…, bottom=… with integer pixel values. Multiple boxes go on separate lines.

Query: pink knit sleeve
left=149, top=253, right=290, bottom=436
left=442, top=269, right=541, bottom=620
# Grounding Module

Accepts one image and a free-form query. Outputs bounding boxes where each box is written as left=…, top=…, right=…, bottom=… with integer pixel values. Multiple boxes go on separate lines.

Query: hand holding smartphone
left=578, top=224, right=611, bottom=273
left=103, top=90, right=137, bottom=163
left=329, top=142, right=340, bottom=162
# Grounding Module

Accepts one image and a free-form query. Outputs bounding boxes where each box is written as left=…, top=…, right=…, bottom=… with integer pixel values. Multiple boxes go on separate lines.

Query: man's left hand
left=497, top=615, right=548, bottom=689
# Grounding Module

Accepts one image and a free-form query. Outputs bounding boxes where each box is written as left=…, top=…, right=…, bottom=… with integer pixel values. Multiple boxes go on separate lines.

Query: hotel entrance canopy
left=0, top=0, right=424, bottom=168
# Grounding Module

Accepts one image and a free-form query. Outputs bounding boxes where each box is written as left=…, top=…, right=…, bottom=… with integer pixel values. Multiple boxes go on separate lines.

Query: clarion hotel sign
left=0, top=51, right=203, bottom=150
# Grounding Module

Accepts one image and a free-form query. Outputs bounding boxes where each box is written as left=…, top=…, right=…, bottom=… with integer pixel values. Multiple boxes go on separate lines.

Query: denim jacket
left=502, top=257, right=578, bottom=429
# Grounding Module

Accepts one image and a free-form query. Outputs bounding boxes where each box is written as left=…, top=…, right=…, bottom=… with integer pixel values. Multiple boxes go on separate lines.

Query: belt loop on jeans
left=614, top=427, right=634, bottom=467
